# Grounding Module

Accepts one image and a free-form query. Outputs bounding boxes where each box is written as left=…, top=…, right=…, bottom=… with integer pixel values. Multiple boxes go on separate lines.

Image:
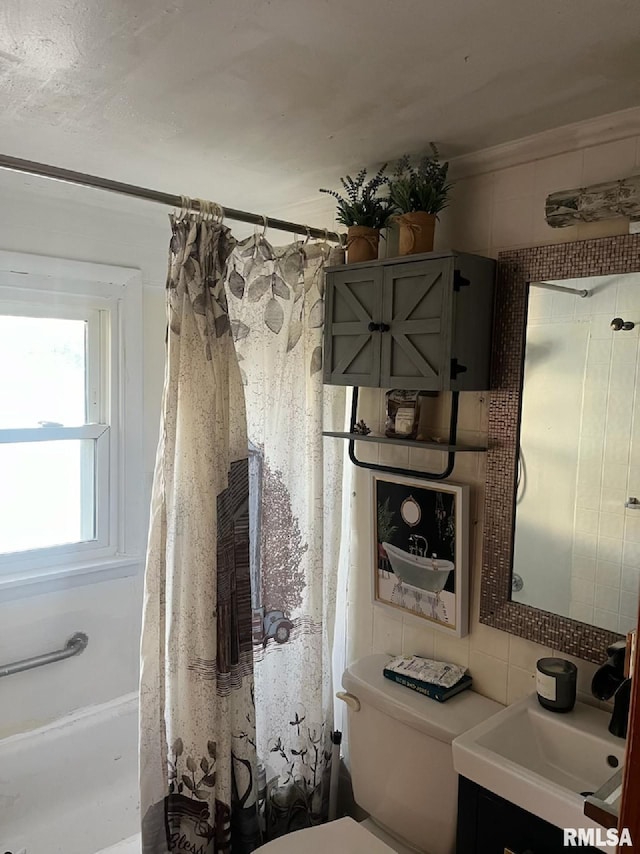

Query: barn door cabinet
left=322, top=250, right=496, bottom=391
left=457, top=777, right=600, bottom=854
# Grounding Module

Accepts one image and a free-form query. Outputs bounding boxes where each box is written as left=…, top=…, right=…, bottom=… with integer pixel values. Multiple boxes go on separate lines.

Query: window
left=0, top=251, right=143, bottom=589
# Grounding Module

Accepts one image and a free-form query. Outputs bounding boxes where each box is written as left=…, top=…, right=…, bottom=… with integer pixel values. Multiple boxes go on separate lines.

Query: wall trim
left=450, top=105, right=640, bottom=180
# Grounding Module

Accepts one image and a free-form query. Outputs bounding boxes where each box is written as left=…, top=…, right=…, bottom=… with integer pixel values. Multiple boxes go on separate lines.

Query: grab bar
left=0, top=632, right=89, bottom=678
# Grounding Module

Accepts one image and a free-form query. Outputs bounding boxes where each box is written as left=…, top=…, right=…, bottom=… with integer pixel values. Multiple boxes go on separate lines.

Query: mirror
left=513, top=273, right=640, bottom=635
left=480, top=234, right=640, bottom=663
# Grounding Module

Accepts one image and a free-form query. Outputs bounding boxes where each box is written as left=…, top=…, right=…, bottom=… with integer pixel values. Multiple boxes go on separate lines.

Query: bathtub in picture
left=382, top=542, right=454, bottom=594
left=0, top=693, right=140, bottom=854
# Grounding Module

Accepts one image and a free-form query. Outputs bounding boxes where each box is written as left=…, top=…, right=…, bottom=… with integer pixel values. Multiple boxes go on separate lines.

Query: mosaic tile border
left=480, top=234, right=640, bottom=663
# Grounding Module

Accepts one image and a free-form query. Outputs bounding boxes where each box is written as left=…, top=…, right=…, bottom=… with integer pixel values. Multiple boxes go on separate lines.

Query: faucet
left=591, top=640, right=631, bottom=738
left=408, top=535, right=428, bottom=557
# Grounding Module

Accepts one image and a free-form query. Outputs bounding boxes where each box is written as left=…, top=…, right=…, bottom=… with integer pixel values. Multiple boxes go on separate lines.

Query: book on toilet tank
left=383, top=667, right=473, bottom=702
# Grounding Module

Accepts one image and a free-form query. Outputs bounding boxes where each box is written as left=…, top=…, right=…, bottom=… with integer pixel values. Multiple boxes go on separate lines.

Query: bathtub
left=0, top=692, right=140, bottom=854
left=382, top=541, right=454, bottom=593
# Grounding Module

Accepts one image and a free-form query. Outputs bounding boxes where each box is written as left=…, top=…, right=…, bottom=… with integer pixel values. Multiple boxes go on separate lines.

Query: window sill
left=0, top=555, right=143, bottom=602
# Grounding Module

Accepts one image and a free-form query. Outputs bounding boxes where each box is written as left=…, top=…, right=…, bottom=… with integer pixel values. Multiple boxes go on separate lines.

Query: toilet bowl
left=256, top=654, right=502, bottom=854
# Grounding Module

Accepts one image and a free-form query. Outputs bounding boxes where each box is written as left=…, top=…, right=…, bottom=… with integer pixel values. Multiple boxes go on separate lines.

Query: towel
left=385, top=654, right=467, bottom=689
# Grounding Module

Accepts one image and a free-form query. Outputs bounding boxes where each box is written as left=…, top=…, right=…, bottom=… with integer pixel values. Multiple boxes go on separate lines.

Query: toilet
left=257, top=653, right=502, bottom=853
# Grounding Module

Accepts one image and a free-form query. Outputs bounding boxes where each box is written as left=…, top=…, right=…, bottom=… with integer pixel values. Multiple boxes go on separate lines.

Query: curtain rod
left=0, top=153, right=345, bottom=244
left=531, top=280, right=589, bottom=298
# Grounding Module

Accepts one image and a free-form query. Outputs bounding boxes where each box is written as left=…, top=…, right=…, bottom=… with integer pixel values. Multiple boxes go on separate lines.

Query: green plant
left=319, top=164, right=394, bottom=228
left=377, top=497, right=398, bottom=544
left=389, top=145, right=451, bottom=215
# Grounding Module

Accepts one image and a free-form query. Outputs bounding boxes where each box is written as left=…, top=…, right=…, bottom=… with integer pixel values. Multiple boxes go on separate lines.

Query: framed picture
left=372, top=473, right=469, bottom=637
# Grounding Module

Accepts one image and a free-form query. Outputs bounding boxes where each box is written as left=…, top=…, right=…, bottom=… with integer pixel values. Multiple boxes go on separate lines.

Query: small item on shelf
left=536, top=657, right=577, bottom=713
left=353, top=419, right=371, bottom=435
left=385, top=389, right=425, bottom=439
left=383, top=654, right=472, bottom=703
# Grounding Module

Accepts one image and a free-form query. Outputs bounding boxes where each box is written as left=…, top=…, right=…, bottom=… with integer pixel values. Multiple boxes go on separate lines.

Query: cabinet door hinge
left=451, top=358, right=468, bottom=379
left=453, top=270, right=470, bottom=291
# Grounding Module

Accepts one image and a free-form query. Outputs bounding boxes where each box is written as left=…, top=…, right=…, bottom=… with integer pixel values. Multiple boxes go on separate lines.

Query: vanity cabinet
left=322, top=251, right=495, bottom=391
left=457, top=777, right=600, bottom=854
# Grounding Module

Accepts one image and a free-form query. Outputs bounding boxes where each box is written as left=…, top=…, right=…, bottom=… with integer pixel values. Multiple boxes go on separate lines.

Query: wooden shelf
left=322, top=431, right=487, bottom=453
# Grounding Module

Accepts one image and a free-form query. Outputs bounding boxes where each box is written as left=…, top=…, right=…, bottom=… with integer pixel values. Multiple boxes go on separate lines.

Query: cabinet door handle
left=368, top=321, right=381, bottom=332
left=379, top=322, right=390, bottom=332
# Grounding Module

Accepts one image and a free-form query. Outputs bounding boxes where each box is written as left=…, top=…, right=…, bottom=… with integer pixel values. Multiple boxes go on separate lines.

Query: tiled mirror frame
left=480, top=233, right=640, bottom=664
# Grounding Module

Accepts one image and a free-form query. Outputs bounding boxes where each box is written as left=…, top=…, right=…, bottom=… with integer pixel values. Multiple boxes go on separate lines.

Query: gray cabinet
left=323, top=251, right=496, bottom=391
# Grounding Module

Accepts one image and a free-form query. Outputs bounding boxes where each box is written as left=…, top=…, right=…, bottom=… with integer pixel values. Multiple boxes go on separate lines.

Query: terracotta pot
left=397, top=211, right=436, bottom=255
left=346, top=225, right=380, bottom=263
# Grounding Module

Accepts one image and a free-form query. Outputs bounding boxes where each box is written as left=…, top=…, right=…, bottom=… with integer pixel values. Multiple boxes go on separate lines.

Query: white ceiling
left=1, top=0, right=640, bottom=220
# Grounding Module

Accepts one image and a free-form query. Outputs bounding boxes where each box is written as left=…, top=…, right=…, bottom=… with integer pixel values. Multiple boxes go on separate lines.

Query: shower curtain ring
left=261, top=214, right=268, bottom=238
left=303, top=225, right=311, bottom=246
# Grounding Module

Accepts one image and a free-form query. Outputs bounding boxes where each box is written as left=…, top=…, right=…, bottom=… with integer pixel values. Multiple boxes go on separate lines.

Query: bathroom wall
left=0, top=171, right=168, bottom=735
left=325, top=116, right=640, bottom=708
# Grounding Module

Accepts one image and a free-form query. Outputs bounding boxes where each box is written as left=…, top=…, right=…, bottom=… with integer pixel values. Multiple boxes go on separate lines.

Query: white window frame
left=0, top=251, right=144, bottom=596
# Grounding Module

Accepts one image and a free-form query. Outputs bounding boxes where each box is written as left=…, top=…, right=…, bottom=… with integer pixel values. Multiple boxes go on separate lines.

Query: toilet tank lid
left=342, top=654, right=503, bottom=744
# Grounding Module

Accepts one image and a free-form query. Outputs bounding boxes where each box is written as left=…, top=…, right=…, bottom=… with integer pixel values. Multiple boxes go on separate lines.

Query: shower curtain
left=225, top=236, right=346, bottom=841
left=139, top=216, right=261, bottom=854
left=140, top=219, right=346, bottom=852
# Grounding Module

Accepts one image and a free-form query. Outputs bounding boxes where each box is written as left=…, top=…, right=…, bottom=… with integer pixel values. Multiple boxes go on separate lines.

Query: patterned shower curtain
left=225, top=236, right=346, bottom=841
left=139, top=215, right=262, bottom=854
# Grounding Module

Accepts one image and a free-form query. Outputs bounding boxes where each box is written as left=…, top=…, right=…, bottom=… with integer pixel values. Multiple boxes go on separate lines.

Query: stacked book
left=383, top=654, right=472, bottom=702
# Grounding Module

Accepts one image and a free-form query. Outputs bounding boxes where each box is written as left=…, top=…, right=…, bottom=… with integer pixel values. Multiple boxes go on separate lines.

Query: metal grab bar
left=0, top=632, right=89, bottom=678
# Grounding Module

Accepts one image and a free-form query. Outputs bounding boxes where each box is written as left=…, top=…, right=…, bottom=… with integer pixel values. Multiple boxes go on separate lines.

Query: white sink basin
left=452, top=693, right=626, bottom=831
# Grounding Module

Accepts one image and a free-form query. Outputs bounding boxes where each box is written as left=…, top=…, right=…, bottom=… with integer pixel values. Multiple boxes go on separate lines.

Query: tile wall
left=342, top=133, right=640, bottom=707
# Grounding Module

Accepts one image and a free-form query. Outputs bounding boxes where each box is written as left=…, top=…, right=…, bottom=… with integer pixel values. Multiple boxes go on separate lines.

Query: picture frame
left=372, top=473, right=469, bottom=638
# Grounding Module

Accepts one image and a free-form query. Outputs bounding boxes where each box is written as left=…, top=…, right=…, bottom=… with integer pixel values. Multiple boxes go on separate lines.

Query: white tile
left=596, top=560, right=622, bottom=587
left=470, top=622, right=510, bottom=661
left=628, top=466, right=640, bottom=492
left=401, top=621, right=435, bottom=659
left=603, top=435, right=631, bottom=468
left=623, top=540, right=640, bottom=569
left=527, top=289, right=555, bottom=320
left=434, top=632, right=470, bottom=670
left=491, top=196, right=534, bottom=248
left=615, top=274, right=640, bottom=314
left=593, top=609, right=620, bottom=633
left=612, top=336, right=639, bottom=365
left=577, top=482, right=601, bottom=511
left=601, top=461, right=629, bottom=490
left=583, top=138, right=638, bottom=185
left=597, top=536, right=623, bottom=564
left=534, top=151, right=584, bottom=196
left=493, top=163, right=535, bottom=201
left=618, top=614, right=637, bottom=635
left=508, top=635, right=552, bottom=672
left=624, top=514, right=640, bottom=543
left=587, top=338, right=612, bottom=365
left=574, top=531, right=597, bottom=559
left=570, top=602, right=595, bottom=624
left=584, top=362, right=610, bottom=390
left=595, top=584, right=620, bottom=612
left=469, top=649, right=508, bottom=705
left=598, top=513, right=624, bottom=539
left=608, top=360, right=637, bottom=400
left=622, top=564, right=640, bottom=594
left=579, top=436, right=604, bottom=468
left=372, top=608, right=402, bottom=656
left=571, top=577, right=595, bottom=605
left=507, top=665, right=536, bottom=705
left=576, top=508, right=599, bottom=532
left=600, top=488, right=626, bottom=515
left=619, top=588, right=640, bottom=619
left=571, top=555, right=596, bottom=581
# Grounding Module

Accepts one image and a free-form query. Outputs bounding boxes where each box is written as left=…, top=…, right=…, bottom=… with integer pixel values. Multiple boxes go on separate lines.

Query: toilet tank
left=341, top=654, right=502, bottom=854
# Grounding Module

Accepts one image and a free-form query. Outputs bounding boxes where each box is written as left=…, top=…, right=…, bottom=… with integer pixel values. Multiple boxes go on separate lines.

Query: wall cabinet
left=457, top=777, right=600, bottom=854
left=323, top=251, right=496, bottom=391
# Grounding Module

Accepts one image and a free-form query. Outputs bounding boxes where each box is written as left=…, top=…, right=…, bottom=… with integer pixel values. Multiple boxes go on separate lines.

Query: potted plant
left=320, top=165, right=394, bottom=263
left=388, top=145, right=451, bottom=255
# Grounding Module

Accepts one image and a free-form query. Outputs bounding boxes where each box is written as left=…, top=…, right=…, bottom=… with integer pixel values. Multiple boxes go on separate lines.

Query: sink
left=452, top=692, right=626, bottom=831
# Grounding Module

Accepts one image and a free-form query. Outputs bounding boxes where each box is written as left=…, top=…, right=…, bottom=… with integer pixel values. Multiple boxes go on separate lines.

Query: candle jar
left=536, top=657, right=577, bottom=713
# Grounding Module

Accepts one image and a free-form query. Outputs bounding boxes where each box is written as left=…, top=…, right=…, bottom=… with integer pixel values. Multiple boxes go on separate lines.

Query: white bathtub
left=0, top=692, right=140, bottom=854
